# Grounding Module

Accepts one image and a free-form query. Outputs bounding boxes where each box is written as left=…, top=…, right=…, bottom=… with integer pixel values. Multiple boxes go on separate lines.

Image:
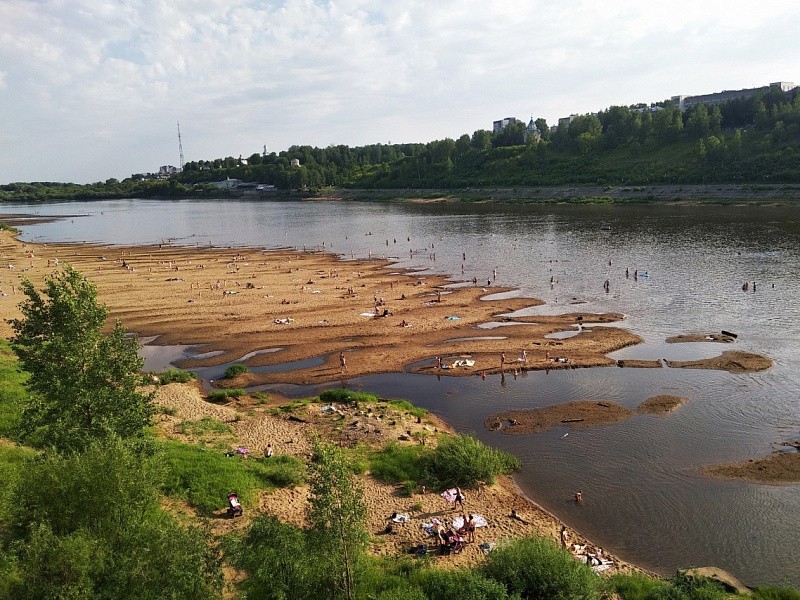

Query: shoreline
left=0, top=227, right=783, bottom=582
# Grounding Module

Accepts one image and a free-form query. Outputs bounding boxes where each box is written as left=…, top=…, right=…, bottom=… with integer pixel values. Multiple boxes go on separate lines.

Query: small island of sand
left=636, top=395, right=687, bottom=415
left=486, top=401, right=635, bottom=435
left=702, top=442, right=800, bottom=484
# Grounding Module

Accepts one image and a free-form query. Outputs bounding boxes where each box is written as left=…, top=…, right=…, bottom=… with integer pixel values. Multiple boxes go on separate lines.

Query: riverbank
left=314, top=184, right=800, bottom=204
left=152, top=380, right=646, bottom=577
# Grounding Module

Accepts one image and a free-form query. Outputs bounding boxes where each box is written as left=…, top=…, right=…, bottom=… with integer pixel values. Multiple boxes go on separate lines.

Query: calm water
left=4, top=198, right=800, bottom=586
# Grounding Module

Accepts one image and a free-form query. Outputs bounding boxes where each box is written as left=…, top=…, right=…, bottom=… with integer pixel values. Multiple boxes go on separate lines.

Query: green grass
left=177, top=417, right=233, bottom=437
left=0, top=340, right=29, bottom=439
left=369, top=442, right=428, bottom=488
left=319, top=389, right=380, bottom=404
left=158, top=440, right=305, bottom=514
left=606, top=572, right=669, bottom=599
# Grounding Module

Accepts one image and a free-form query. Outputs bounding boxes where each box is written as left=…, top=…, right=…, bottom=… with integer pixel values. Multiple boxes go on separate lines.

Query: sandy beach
left=0, top=227, right=784, bottom=580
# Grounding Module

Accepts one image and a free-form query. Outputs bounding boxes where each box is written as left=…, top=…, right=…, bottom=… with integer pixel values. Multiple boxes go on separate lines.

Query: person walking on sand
left=560, top=525, right=569, bottom=548
left=339, top=351, right=347, bottom=372
left=500, top=352, right=506, bottom=370
left=454, top=487, right=465, bottom=511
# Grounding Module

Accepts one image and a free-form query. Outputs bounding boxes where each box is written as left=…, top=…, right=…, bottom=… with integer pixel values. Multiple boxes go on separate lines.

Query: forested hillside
left=2, top=86, right=798, bottom=200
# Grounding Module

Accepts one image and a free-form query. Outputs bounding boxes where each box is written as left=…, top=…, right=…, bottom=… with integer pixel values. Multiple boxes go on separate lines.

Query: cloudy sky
left=1, top=0, right=798, bottom=184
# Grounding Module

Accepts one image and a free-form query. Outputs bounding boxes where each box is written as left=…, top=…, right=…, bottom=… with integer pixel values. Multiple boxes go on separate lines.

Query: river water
left=4, top=198, right=800, bottom=586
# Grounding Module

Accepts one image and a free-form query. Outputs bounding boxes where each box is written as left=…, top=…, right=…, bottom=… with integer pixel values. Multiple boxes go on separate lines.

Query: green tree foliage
left=424, top=434, right=521, bottom=489
left=3, top=87, right=799, bottom=197
left=307, top=437, right=369, bottom=600
left=481, top=536, right=601, bottom=600
left=229, top=515, right=315, bottom=600
left=9, top=266, right=153, bottom=452
left=5, top=437, right=222, bottom=599
left=410, top=568, right=509, bottom=599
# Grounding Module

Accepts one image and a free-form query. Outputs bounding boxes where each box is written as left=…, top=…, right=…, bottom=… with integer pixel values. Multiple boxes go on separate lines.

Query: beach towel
left=452, top=515, right=488, bottom=530
left=440, top=489, right=457, bottom=505
left=360, top=312, right=377, bottom=317
left=421, top=519, right=441, bottom=537
left=392, top=512, right=410, bottom=523
left=479, top=542, right=497, bottom=555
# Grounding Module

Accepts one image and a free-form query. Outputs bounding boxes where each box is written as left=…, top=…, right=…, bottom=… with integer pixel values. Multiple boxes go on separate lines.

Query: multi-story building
left=671, top=81, right=797, bottom=112
left=492, top=117, right=519, bottom=133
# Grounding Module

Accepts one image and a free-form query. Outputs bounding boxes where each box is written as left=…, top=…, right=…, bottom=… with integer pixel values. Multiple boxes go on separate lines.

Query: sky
left=1, top=1, right=799, bottom=184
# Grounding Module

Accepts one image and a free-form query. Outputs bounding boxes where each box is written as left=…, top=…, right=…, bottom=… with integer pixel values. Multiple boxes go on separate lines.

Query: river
left=4, top=197, right=800, bottom=586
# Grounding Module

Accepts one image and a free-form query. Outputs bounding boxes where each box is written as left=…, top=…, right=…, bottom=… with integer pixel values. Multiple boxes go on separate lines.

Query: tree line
left=1, top=86, right=798, bottom=201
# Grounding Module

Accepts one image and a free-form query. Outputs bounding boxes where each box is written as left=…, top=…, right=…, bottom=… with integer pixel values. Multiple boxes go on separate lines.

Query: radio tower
left=177, top=121, right=185, bottom=172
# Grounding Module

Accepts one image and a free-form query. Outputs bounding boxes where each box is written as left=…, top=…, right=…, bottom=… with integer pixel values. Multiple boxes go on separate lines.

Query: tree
left=481, top=536, right=600, bottom=600
left=7, top=437, right=223, bottom=599
left=307, top=437, right=369, bottom=600
left=10, top=266, right=153, bottom=452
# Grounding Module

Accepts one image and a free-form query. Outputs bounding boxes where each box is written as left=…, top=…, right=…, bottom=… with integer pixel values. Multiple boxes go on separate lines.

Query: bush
left=481, top=536, right=600, bottom=600
left=0, top=340, right=28, bottom=439
left=410, top=568, right=509, bottom=599
left=754, top=587, right=800, bottom=600
left=159, top=440, right=305, bottom=513
left=158, top=369, right=196, bottom=384
left=0, top=445, right=37, bottom=525
left=228, top=515, right=319, bottom=600
left=423, top=434, right=521, bottom=488
left=207, top=388, right=246, bottom=402
left=319, top=388, right=380, bottom=404
left=224, top=364, right=249, bottom=378
left=5, top=437, right=222, bottom=598
left=607, top=572, right=668, bottom=599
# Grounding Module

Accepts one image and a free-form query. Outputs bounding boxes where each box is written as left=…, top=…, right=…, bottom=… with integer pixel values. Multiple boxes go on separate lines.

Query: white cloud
left=0, top=0, right=798, bottom=182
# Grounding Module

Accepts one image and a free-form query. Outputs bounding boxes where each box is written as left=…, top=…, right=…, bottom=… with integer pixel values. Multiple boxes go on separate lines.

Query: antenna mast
left=177, top=121, right=185, bottom=172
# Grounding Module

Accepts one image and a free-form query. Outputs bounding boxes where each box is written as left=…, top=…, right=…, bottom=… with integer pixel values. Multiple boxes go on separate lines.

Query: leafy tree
left=471, top=129, right=493, bottom=151
left=9, top=266, right=153, bottom=452
left=6, top=437, right=222, bottom=599
left=307, top=437, right=369, bottom=600
left=423, top=434, right=520, bottom=489
left=481, top=536, right=600, bottom=600
left=535, top=118, right=550, bottom=142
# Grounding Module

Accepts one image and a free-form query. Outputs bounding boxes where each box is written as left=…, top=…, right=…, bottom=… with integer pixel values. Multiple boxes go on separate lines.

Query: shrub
left=207, top=388, right=245, bottom=402
left=319, top=388, right=380, bottom=404
left=159, top=440, right=304, bottom=513
left=411, top=568, right=509, bottom=600
left=754, top=587, right=800, bottom=600
left=158, top=369, right=196, bottom=384
left=423, top=434, right=521, bottom=488
left=481, top=536, right=600, bottom=600
left=227, top=515, right=317, bottom=600
left=607, top=572, right=668, bottom=599
left=224, top=364, right=249, bottom=378
left=0, top=339, right=28, bottom=439
left=0, top=445, right=37, bottom=524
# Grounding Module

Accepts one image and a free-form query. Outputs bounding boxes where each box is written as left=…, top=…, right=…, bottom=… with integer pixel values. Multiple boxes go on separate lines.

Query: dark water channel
left=5, top=198, right=800, bottom=586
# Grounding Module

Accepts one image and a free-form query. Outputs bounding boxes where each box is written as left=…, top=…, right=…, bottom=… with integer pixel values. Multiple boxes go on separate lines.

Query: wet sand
left=703, top=443, right=800, bottom=485
left=485, top=395, right=688, bottom=435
